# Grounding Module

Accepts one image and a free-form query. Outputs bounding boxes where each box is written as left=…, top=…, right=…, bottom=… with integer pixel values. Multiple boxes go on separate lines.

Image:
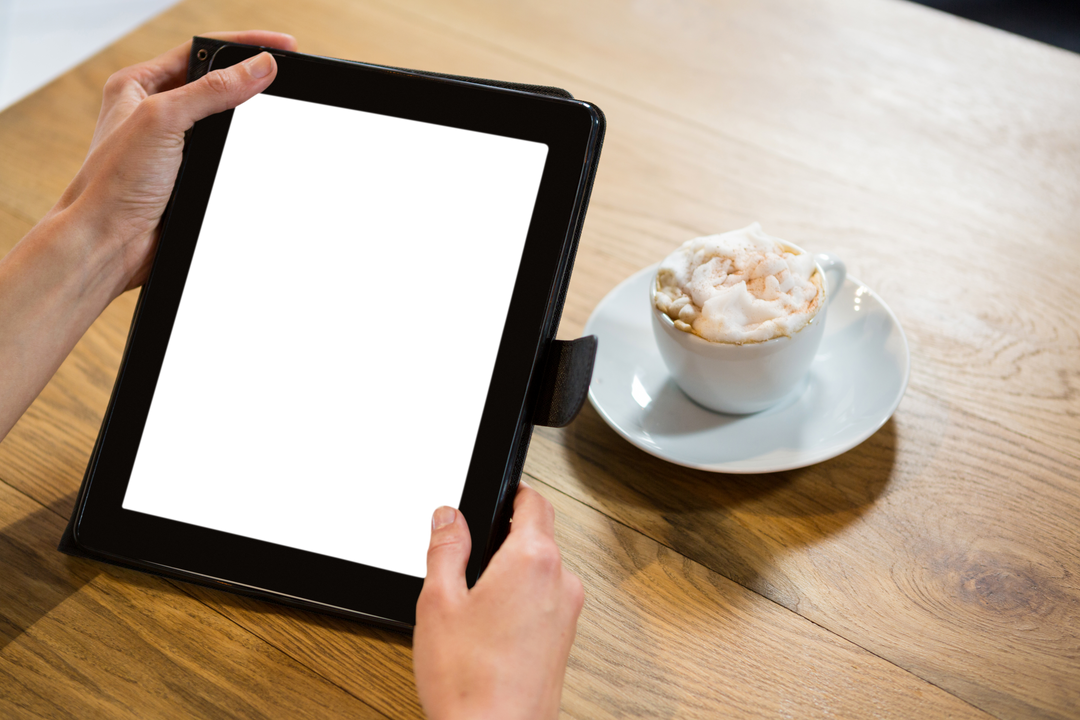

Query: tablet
left=60, top=39, right=605, bottom=630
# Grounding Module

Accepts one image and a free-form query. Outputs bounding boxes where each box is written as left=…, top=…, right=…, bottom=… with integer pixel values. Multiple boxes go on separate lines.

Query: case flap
left=532, top=336, right=598, bottom=428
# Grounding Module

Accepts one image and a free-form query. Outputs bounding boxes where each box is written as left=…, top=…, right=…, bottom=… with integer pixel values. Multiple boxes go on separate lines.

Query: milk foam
left=654, top=223, right=822, bottom=344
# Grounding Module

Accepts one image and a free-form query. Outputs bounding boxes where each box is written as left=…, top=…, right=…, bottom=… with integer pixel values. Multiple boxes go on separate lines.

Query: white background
left=0, top=0, right=178, bottom=109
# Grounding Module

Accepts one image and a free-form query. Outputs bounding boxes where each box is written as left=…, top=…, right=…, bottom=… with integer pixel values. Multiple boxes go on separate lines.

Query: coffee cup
left=650, top=235, right=845, bottom=415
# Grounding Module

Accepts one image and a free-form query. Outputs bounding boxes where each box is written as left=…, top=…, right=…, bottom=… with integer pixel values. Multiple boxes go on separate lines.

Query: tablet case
left=58, top=38, right=599, bottom=612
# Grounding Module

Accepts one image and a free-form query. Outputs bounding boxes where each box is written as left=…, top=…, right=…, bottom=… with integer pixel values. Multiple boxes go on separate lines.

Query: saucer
left=582, top=265, right=910, bottom=473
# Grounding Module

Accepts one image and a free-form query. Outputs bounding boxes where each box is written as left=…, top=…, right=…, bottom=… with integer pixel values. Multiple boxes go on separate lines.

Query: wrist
left=26, top=197, right=128, bottom=300
left=0, top=202, right=132, bottom=439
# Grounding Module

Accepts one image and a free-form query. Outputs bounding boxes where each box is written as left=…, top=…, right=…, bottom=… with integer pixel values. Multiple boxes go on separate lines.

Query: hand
left=414, top=485, right=584, bottom=720
left=0, top=30, right=296, bottom=440
left=51, top=30, right=298, bottom=296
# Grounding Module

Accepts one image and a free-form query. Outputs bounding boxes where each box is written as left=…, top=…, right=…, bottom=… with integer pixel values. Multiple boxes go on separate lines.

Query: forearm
left=0, top=198, right=127, bottom=440
left=0, top=34, right=290, bottom=444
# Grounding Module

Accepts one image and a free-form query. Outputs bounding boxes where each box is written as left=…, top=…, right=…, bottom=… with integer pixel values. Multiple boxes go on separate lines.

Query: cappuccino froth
left=654, top=223, right=821, bottom=344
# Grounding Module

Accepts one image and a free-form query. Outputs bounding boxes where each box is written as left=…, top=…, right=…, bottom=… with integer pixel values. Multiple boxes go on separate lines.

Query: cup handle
left=815, top=252, right=846, bottom=306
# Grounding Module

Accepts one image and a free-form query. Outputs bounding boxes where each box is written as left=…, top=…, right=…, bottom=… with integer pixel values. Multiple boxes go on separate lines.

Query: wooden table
left=2, top=0, right=1079, bottom=717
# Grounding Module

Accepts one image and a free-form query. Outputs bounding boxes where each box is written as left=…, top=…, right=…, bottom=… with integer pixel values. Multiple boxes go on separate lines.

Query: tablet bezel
left=69, top=43, right=603, bottom=629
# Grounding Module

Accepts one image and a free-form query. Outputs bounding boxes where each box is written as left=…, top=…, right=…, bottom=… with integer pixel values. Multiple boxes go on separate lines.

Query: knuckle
left=522, top=536, right=561, bottom=572
left=133, top=94, right=166, bottom=128
left=202, top=69, right=233, bottom=98
left=542, top=498, right=556, bottom=524
left=427, top=534, right=464, bottom=556
left=103, top=69, right=134, bottom=98
left=565, top=571, right=585, bottom=612
left=531, top=488, right=553, bottom=511
left=528, top=489, right=556, bottom=519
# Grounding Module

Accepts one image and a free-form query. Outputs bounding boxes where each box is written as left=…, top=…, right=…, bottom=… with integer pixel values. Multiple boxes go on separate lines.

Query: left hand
left=52, top=30, right=298, bottom=297
left=0, top=31, right=297, bottom=441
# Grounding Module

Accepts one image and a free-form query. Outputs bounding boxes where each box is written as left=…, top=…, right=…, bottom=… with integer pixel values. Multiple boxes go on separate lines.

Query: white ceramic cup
left=650, top=249, right=846, bottom=414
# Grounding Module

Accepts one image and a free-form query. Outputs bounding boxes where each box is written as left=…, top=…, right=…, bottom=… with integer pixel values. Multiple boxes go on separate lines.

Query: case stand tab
left=532, top=336, right=598, bottom=428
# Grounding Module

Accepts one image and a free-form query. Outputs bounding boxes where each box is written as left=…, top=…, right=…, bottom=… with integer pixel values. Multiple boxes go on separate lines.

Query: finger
left=508, top=483, right=556, bottom=540
left=149, top=52, right=278, bottom=135
left=129, top=31, right=298, bottom=96
left=93, top=33, right=295, bottom=149
left=422, top=506, right=472, bottom=598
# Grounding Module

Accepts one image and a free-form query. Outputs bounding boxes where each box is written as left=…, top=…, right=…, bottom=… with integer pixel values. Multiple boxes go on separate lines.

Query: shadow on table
left=0, top=493, right=101, bottom=651
left=0, top=491, right=409, bottom=660
left=528, top=405, right=897, bottom=718
left=83, top=546, right=415, bottom=661
left=153, top=578, right=419, bottom=708
left=555, top=402, right=897, bottom=607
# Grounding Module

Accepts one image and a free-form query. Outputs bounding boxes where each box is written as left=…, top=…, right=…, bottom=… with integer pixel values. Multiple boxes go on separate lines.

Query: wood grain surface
left=2, top=0, right=1078, bottom=717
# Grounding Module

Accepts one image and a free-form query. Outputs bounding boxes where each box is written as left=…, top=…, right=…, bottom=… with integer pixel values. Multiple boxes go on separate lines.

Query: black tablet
left=60, top=39, right=604, bottom=630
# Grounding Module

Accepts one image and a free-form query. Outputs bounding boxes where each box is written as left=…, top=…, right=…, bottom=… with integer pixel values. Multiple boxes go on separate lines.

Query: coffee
left=654, top=223, right=821, bottom=344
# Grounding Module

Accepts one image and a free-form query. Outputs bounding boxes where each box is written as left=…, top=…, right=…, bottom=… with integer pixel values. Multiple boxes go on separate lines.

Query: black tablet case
left=58, top=38, right=600, bottom=622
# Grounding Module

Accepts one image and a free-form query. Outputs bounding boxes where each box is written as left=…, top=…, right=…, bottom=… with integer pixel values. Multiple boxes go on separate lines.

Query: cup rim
left=650, top=259, right=826, bottom=348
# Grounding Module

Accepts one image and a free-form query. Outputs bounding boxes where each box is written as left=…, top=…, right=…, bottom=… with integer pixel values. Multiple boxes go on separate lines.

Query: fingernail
left=246, top=52, right=273, bottom=79
left=432, top=506, right=456, bottom=530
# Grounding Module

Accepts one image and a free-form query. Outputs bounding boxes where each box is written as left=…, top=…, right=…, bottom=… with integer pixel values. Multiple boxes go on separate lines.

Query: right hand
left=413, top=484, right=584, bottom=720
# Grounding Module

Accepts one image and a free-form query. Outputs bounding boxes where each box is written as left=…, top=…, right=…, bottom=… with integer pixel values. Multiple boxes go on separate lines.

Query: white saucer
left=583, top=265, right=910, bottom=473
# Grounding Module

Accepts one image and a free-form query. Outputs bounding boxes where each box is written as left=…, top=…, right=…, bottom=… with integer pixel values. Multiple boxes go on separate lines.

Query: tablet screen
left=121, top=92, right=549, bottom=578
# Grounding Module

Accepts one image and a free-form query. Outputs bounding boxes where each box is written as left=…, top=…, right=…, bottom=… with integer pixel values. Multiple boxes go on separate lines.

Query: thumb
left=423, top=507, right=472, bottom=598
left=155, top=52, right=277, bottom=134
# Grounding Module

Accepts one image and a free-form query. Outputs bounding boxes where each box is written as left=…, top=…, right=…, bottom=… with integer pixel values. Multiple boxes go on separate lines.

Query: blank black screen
left=126, top=97, right=544, bottom=574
